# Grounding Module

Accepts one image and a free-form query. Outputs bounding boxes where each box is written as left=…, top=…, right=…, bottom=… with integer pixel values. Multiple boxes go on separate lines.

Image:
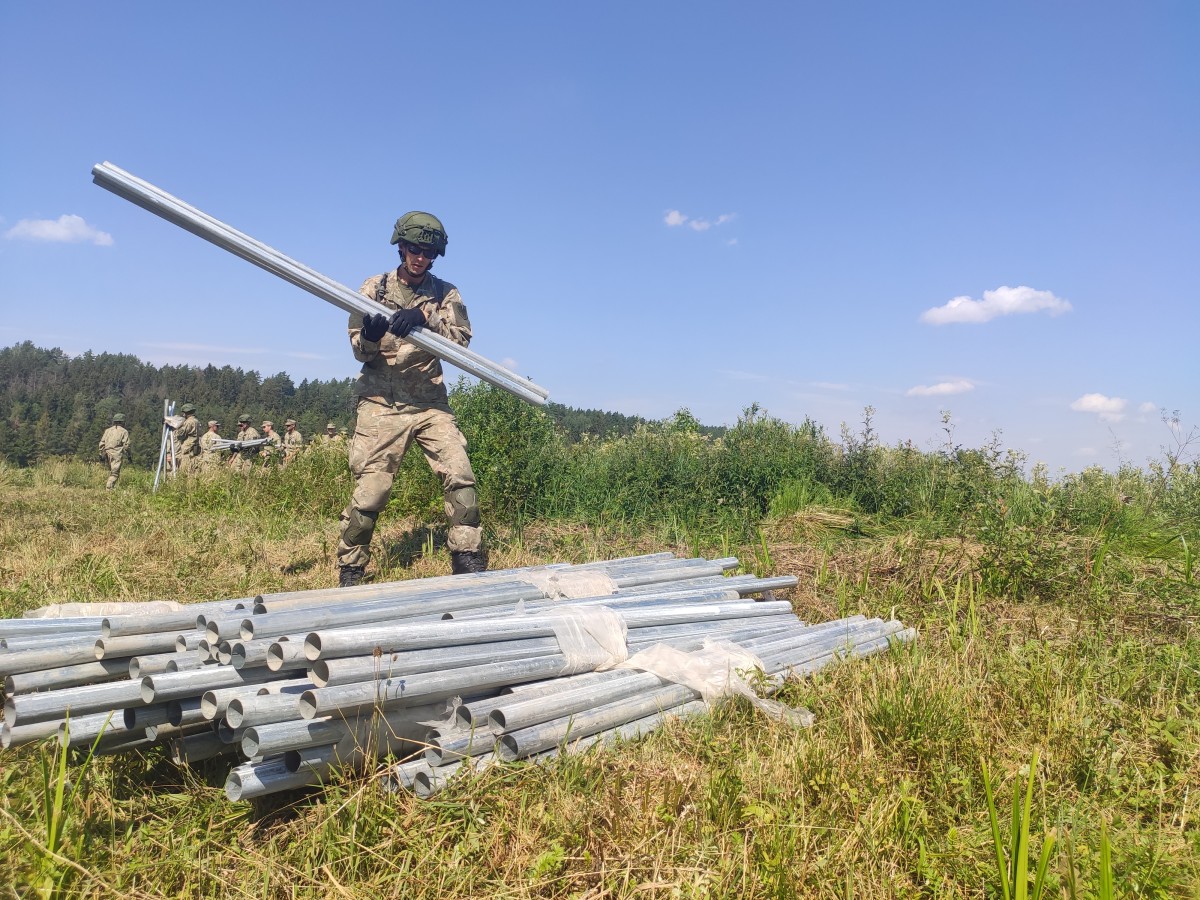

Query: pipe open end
left=310, top=660, right=330, bottom=688
left=199, top=691, right=220, bottom=721
left=303, top=636, right=321, bottom=661
left=498, top=735, right=520, bottom=762
left=265, top=642, right=286, bottom=671
left=298, top=690, right=319, bottom=720
left=240, top=729, right=262, bottom=759
left=225, top=700, right=246, bottom=729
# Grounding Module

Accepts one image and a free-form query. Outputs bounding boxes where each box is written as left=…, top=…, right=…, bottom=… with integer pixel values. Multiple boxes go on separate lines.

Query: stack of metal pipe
left=0, top=553, right=915, bottom=802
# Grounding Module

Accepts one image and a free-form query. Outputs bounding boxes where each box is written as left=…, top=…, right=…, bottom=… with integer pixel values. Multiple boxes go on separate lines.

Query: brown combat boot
left=450, top=551, right=487, bottom=575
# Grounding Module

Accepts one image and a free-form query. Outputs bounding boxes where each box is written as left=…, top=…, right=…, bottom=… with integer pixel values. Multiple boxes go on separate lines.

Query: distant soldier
left=172, top=403, right=200, bottom=472
left=315, top=422, right=338, bottom=445
left=336, top=427, right=349, bottom=445
left=229, top=415, right=260, bottom=474
left=282, top=419, right=303, bottom=465
left=98, top=413, right=130, bottom=490
left=260, top=420, right=282, bottom=466
left=198, top=420, right=223, bottom=469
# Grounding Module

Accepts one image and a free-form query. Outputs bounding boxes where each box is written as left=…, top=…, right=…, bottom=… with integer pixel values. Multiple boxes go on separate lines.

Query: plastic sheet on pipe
left=620, top=639, right=814, bottom=728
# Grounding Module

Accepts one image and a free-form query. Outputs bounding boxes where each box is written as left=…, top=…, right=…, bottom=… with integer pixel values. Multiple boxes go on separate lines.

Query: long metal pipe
left=299, top=655, right=581, bottom=720
left=0, top=617, right=107, bottom=638
left=225, top=689, right=311, bottom=730
left=2, top=720, right=61, bottom=749
left=303, top=600, right=794, bottom=662
left=316, top=614, right=796, bottom=693
left=94, top=632, right=186, bottom=661
left=142, top=666, right=302, bottom=704
left=0, top=640, right=108, bottom=678
left=265, top=641, right=309, bottom=672
left=241, top=718, right=345, bottom=759
left=5, top=659, right=129, bottom=695
left=167, top=698, right=205, bottom=728
left=235, top=583, right=543, bottom=641
left=123, top=704, right=173, bottom=731
left=244, top=553, right=688, bottom=614
left=102, top=603, right=241, bottom=638
left=412, top=698, right=712, bottom=798
left=225, top=757, right=318, bottom=801
left=171, top=731, right=234, bottom=765
left=91, top=162, right=549, bottom=407
left=439, top=587, right=745, bottom=621
left=5, top=678, right=145, bottom=726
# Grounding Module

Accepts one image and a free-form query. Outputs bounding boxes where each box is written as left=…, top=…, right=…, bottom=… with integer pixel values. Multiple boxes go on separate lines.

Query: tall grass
left=0, top=392, right=1197, bottom=896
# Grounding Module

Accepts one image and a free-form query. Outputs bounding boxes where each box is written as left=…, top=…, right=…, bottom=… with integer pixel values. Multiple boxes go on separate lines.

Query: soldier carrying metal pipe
left=336, top=212, right=486, bottom=588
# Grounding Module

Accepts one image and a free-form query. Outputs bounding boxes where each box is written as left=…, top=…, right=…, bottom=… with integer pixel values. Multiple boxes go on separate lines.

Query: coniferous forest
left=0, top=341, right=655, bottom=466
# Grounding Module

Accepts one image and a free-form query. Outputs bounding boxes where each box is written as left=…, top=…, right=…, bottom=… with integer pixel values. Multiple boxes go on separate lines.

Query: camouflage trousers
left=104, top=450, right=123, bottom=489
left=230, top=453, right=257, bottom=474
left=337, top=399, right=481, bottom=568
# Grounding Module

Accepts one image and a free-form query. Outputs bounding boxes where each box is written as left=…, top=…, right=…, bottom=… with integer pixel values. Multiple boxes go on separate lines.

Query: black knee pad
left=343, top=509, right=379, bottom=547
left=448, top=486, right=480, bottom=527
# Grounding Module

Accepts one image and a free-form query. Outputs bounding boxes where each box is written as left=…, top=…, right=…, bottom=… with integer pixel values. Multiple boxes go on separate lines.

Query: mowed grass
left=0, top=457, right=1197, bottom=899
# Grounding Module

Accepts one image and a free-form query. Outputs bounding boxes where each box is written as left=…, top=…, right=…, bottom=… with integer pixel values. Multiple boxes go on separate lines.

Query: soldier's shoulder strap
left=375, top=272, right=389, bottom=304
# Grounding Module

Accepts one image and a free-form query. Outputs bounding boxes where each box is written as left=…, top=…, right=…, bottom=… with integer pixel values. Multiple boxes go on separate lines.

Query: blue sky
left=2, top=2, right=1197, bottom=473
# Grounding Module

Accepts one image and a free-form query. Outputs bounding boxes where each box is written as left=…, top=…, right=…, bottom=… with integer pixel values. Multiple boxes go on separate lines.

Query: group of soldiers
left=97, top=409, right=349, bottom=487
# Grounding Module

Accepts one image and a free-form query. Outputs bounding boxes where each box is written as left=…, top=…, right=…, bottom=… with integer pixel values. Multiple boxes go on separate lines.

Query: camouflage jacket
left=175, top=415, right=200, bottom=456
left=199, top=430, right=223, bottom=459
left=99, top=425, right=130, bottom=456
left=235, top=427, right=260, bottom=458
left=348, top=270, right=471, bottom=409
left=282, top=430, right=303, bottom=453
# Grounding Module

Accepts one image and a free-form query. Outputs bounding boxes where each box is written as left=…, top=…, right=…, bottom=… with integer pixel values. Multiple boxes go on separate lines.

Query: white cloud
left=920, top=285, right=1071, bottom=325
left=811, top=381, right=851, bottom=391
left=906, top=379, right=975, bottom=397
left=1139, top=401, right=1157, bottom=413
left=1070, top=392, right=1127, bottom=422
left=664, top=209, right=736, bottom=232
left=4, top=214, right=113, bottom=246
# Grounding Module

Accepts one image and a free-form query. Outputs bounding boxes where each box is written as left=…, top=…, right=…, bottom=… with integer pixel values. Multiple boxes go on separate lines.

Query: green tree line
left=0, top=342, right=664, bottom=467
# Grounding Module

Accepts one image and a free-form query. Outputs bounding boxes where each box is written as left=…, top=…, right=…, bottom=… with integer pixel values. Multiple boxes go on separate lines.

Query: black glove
left=360, top=313, right=389, bottom=342
left=388, top=306, right=426, bottom=338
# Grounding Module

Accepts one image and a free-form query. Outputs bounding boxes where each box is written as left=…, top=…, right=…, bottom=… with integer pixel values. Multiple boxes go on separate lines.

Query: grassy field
left=0, top=414, right=1198, bottom=898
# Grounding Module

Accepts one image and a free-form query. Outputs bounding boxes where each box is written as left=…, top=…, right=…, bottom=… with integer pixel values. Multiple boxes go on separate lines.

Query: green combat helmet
left=238, top=414, right=251, bottom=424
left=112, top=413, right=125, bottom=423
left=181, top=403, right=196, bottom=414
left=390, top=211, right=447, bottom=257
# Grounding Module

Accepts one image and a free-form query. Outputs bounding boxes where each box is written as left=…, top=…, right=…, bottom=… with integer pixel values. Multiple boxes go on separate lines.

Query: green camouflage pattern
left=348, top=271, right=471, bottom=408
left=230, top=425, right=260, bottom=473
left=198, top=428, right=224, bottom=469
left=282, top=427, right=303, bottom=463
left=174, top=414, right=200, bottom=469
left=98, top=424, right=130, bottom=489
left=336, top=400, right=481, bottom=568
